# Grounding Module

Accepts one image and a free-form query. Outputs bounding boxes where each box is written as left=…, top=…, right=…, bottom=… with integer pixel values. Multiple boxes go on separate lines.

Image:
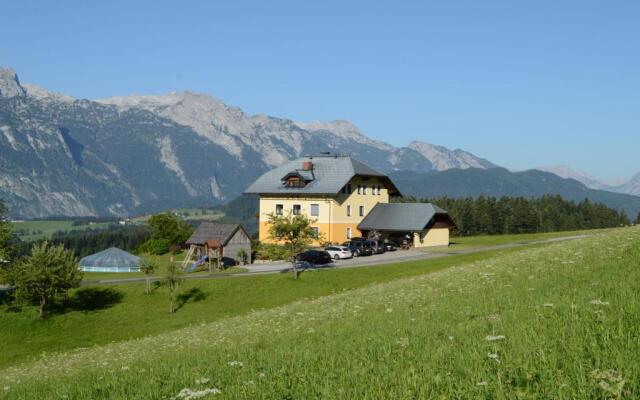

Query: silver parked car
left=324, top=246, right=353, bottom=261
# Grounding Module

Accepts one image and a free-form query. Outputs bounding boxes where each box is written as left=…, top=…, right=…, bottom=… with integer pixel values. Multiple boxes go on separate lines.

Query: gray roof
left=244, top=155, right=401, bottom=196
left=186, top=222, right=248, bottom=245
left=80, top=247, right=143, bottom=269
left=358, top=203, right=451, bottom=232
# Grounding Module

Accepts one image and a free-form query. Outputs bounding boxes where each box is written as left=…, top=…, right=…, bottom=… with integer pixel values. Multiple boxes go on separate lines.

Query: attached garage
left=358, top=203, right=456, bottom=248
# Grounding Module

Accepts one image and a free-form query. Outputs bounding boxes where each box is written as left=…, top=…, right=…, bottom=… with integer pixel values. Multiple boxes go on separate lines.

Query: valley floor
left=1, top=227, right=639, bottom=399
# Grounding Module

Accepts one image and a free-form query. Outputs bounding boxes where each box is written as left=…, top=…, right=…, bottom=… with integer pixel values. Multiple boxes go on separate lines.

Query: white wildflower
left=590, top=299, right=609, bottom=306
left=386, top=308, right=393, bottom=313
left=258, top=372, right=266, bottom=378
left=485, top=335, right=506, bottom=342
left=448, top=336, right=454, bottom=341
left=476, top=381, right=488, bottom=386
left=227, top=361, right=243, bottom=367
left=3, top=386, right=10, bottom=391
left=487, top=353, right=501, bottom=363
left=175, top=387, right=221, bottom=399
left=195, top=378, right=210, bottom=384
left=542, top=303, right=555, bottom=308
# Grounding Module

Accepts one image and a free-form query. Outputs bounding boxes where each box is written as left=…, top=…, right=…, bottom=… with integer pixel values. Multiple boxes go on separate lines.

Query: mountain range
left=536, top=165, right=640, bottom=196
left=0, top=66, right=638, bottom=219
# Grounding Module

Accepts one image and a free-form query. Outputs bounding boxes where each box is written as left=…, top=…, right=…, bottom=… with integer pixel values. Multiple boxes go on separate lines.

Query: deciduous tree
left=163, top=263, right=184, bottom=313
left=4, top=242, right=82, bottom=320
left=266, top=212, right=319, bottom=279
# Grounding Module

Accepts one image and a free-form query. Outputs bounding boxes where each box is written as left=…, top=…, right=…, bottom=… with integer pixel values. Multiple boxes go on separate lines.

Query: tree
left=236, top=248, right=247, bottom=266
left=636, top=212, right=640, bottom=225
left=0, top=199, right=13, bottom=265
left=266, top=212, right=319, bottom=280
left=144, top=213, right=193, bottom=255
left=163, top=263, right=184, bottom=313
left=4, top=242, right=82, bottom=320
left=139, top=258, right=157, bottom=294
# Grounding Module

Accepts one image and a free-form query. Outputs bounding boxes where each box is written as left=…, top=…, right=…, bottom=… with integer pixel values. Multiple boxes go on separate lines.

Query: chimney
left=302, top=161, right=314, bottom=171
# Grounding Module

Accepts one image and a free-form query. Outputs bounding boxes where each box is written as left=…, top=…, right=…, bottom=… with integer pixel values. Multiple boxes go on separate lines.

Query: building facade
left=245, top=155, right=400, bottom=244
left=245, top=154, right=455, bottom=247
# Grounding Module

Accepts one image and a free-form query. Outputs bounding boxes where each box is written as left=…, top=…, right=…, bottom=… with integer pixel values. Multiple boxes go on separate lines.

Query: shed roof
left=186, top=222, right=247, bottom=246
left=244, top=154, right=401, bottom=196
left=79, top=247, right=143, bottom=269
left=358, top=203, right=452, bottom=232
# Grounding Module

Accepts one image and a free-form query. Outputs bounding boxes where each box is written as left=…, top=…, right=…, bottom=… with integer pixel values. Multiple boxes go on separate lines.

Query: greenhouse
left=79, top=247, right=145, bottom=273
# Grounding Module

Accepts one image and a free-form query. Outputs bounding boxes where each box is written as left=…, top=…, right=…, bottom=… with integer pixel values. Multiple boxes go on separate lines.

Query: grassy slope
left=11, top=220, right=114, bottom=241
left=2, top=227, right=638, bottom=399
left=0, top=248, right=528, bottom=369
left=441, top=229, right=599, bottom=251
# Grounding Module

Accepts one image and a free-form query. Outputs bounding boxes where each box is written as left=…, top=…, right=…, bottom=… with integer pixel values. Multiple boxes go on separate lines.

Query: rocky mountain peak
left=0, top=67, right=26, bottom=97
left=408, top=140, right=496, bottom=171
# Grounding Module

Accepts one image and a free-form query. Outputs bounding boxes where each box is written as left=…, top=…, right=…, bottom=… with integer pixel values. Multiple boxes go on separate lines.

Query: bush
left=147, top=239, right=171, bottom=255
left=254, top=243, right=290, bottom=261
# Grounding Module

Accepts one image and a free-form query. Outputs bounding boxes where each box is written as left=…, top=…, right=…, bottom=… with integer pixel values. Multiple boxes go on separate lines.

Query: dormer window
left=281, top=170, right=314, bottom=188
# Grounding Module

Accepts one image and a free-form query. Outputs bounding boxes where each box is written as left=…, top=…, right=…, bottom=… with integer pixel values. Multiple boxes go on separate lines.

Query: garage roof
left=358, top=203, right=452, bottom=232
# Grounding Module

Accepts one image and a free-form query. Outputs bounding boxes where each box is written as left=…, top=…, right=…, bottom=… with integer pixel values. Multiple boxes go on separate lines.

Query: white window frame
left=359, top=205, right=365, bottom=217
left=293, top=204, right=301, bottom=215
left=346, top=227, right=352, bottom=239
left=310, top=203, right=319, bottom=217
left=275, top=204, right=283, bottom=215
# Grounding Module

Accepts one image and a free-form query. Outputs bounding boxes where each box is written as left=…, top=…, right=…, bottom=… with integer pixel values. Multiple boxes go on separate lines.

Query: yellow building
left=245, top=154, right=455, bottom=247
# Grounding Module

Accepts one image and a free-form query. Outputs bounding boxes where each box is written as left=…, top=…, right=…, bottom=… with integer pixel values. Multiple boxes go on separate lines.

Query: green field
left=435, top=229, right=600, bottom=252
left=0, top=247, right=533, bottom=369
left=1, top=227, right=638, bottom=399
left=132, top=208, right=224, bottom=223
left=11, top=220, right=116, bottom=241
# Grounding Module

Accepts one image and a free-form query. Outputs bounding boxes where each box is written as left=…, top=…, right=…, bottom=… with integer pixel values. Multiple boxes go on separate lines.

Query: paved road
left=80, top=234, right=590, bottom=286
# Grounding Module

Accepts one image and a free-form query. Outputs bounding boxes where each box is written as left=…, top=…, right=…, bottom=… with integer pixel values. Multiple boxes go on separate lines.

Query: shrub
left=147, top=239, right=171, bottom=255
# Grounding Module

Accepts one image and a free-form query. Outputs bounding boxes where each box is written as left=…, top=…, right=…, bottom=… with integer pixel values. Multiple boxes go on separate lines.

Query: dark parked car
left=366, top=240, right=386, bottom=254
left=344, top=240, right=373, bottom=257
left=295, top=250, right=332, bottom=265
left=383, top=240, right=397, bottom=252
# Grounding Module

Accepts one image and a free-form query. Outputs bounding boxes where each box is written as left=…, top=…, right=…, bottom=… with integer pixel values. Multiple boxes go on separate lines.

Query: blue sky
left=1, top=0, right=638, bottom=182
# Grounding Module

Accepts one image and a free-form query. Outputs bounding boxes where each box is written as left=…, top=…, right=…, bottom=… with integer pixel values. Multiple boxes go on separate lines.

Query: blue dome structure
left=80, top=247, right=145, bottom=273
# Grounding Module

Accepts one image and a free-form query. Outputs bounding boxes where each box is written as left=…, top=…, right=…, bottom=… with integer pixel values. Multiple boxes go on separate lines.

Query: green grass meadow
left=1, top=227, right=639, bottom=398
left=11, top=220, right=115, bottom=241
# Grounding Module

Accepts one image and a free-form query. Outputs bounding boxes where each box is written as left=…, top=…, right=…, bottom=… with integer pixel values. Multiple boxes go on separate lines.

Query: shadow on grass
left=176, top=287, right=208, bottom=310
left=54, top=287, right=125, bottom=314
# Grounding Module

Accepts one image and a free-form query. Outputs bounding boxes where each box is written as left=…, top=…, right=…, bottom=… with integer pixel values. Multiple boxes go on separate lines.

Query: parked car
left=383, top=241, right=397, bottom=252
left=325, top=246, right=353, bottom=261
left=345, top=240, right=373, bottom=257
left=295, top=250, right=332, bottom=265
left=366, top=240, right=386, bottom=254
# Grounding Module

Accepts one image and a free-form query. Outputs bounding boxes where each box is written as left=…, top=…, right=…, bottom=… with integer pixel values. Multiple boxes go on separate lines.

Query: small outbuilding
left=80, top=247, right=145, bottom=273
left=358, top=203, right=456, bottom=248
left=183, top=222, right=252, bottom=270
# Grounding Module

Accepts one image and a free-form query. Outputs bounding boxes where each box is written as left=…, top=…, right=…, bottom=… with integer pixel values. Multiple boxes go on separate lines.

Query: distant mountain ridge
left=0, top=67, right=496, bottom=218
left=536, top=165, right=640, bottom=196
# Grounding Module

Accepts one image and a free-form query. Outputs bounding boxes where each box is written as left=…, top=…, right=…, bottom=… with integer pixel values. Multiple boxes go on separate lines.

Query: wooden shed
left=183, top=222, right=252, bottom=270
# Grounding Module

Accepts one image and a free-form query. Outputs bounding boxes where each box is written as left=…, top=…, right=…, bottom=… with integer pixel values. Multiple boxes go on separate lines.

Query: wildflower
left=175, top=387, right=221, bottom=399
left=196, top=378, right=210, bottom=384
left=590, top=299, right=609, bottom=306
left=476, top=381, right=488, bottom=386
left=3, top=386, right=10, bottom=391
left=448, top=336, right=454, bottom=341
left=485, top=335, right=506, bottom=342
left=227, top=361, right=243, bottom=367
left=386, top=308, right=393, bottom=313
left=121, top=366, right=130, bottom=371
left=487, top=353, right=500, bottom=363
left=258, top=372, right=266, bottom=379
left=542, top=303, right=555, bottom=308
